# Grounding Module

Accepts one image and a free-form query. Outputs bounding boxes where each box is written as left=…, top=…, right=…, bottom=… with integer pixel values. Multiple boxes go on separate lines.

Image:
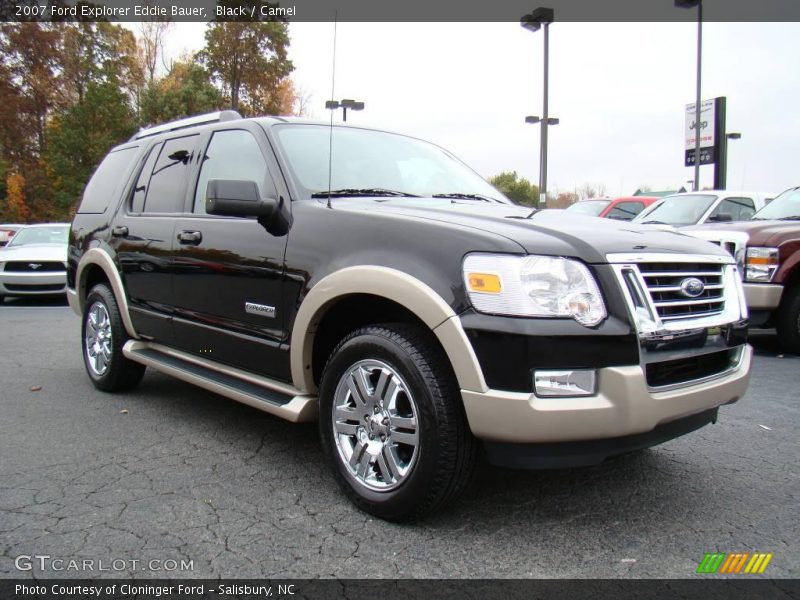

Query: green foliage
left=199, top=14, right=293, bottom=114
left=46, top=83, right=136, bottom=211
left=489, top=171, right=540, bottom=207
left=141, top=61, right=223, bottom=125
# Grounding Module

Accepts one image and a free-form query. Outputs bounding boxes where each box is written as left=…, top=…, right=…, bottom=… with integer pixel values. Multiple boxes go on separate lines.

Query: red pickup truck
left=687, top=186, right=800, bottom=353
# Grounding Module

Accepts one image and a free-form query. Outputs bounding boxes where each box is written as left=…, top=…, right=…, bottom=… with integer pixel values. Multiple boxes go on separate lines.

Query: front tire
left=776, top=284, right=800, bottom=355
left=319, top=324, right=477, bottom=522
left=82, top=283, right=145, bottom=392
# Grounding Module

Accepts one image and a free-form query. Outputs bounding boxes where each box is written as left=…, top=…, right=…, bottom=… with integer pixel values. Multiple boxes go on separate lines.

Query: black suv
left=68, top=111, right=752, bottom=521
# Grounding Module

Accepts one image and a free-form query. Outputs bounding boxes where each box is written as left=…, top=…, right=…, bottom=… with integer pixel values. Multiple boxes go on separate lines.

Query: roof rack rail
left=130, top=110, right=243, bottom=141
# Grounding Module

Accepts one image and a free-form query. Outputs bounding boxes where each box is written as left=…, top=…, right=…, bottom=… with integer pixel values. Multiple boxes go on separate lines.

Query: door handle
left=177, top=230, right=202, bottom=245
left=111, top=226, right=128, bottom=237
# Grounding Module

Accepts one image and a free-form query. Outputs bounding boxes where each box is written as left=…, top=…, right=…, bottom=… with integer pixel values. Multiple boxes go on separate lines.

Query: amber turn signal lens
left=467, top=272, right=502, bottom=294
left=746, top=256, right=777, bottom=265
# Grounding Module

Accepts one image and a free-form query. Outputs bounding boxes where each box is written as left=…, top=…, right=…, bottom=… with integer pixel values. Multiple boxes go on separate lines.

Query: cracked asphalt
left=1, top=299, right=798, bottom=579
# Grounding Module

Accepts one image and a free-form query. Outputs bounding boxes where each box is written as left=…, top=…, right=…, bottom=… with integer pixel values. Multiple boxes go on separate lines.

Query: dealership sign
left=685, top=97, right=725, bottom=167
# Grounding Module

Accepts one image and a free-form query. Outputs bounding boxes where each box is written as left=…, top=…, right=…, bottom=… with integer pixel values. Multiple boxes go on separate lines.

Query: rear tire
left=82, top=283, right=145, bottom=392
left=776, top=285, right=800, bottom=355
left=319, top=323, right=477, bottom=522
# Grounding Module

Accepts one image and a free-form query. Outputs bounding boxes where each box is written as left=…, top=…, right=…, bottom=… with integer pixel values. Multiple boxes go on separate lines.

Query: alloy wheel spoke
left=390, top=430, right=418, bottom=447
left=334, top=421, right=359, bottom=436
left=390, top=415, right=416, bottom=430
left=380, top=445, right=402, bottom=482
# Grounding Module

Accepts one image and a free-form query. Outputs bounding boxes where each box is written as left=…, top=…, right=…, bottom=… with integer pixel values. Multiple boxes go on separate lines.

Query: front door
left=170, top=125, right=291, bottom=381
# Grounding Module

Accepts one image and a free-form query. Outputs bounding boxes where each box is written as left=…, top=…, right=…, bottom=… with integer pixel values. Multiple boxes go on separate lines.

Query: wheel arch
left=75, top=248, right=139, bottom=339
left=290, top=266, right=487, bottom=395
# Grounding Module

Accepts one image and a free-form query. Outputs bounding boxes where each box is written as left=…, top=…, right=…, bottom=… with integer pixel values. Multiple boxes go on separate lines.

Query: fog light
left=534, top=369, right=597, bottom=397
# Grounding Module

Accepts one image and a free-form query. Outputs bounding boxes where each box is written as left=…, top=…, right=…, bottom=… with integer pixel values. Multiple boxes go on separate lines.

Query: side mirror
left=206, top=179, right=278, bottom=218
left=709, top=212, right=733, bottom=223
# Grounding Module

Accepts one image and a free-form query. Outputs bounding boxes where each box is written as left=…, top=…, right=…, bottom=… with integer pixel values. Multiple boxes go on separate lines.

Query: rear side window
left=131, top=142, right=162, bottom=213
left=78, top=146, right=139, bottom=214
left=143, top=135, right=198, bottom=214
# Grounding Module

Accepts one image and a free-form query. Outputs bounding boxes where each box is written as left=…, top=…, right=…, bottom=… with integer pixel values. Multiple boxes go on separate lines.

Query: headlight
left=745, top=247, right=779, bottom=282
left=463, top=253, right=607, bottom=326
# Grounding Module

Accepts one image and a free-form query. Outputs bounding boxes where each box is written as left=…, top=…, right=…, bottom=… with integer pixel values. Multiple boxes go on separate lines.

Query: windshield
left=752, top=188, right=800, bottom=220
left=274, top=124, right=508, bottom=202
left=636, top=194, right=717, bottom=225
left=565, top=200, right=610, bottom=216
left=7, top=226, right=69, bottom=247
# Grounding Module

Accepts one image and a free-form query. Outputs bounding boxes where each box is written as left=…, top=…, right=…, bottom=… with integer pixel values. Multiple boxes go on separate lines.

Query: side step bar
left=123, top=341, right=317, bottom=423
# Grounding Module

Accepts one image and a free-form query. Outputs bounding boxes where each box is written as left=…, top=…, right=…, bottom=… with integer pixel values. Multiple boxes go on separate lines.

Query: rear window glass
left=78, top=146, right=139, bottom=214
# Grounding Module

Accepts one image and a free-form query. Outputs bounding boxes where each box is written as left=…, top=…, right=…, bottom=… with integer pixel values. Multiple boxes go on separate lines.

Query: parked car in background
left=0, top=224, right=69, bottom=302
left=0, top=224, right=23, bottom=247
left=632, top=191, right=773, bottom=227
left=565, top=196, right=659, bottom=221
left=686, top=186, right=800, bottom=353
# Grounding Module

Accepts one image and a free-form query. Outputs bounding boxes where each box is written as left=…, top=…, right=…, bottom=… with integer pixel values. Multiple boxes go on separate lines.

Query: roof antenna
left=326, top=13, right=338, bottom=209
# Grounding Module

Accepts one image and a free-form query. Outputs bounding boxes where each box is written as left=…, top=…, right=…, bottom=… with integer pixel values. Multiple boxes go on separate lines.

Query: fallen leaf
left=119, top=409, right=129, bottom=414
left=758, top=424, right=772, bottom=430
left=30, top=386, right=42, bottom=392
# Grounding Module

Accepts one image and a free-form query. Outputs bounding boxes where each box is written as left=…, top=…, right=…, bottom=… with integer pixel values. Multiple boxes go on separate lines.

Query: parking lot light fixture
left=521, top=6, right=555, bottom=207
left=675, top=0, right=703, bottom=192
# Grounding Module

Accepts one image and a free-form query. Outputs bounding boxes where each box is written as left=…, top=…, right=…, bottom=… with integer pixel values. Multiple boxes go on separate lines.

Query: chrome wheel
left=84, top=301, right=113, bottom=376
left=332, top=359, right=419, bottom=491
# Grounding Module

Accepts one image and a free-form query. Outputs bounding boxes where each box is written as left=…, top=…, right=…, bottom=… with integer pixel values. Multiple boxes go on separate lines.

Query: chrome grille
left=4, top=261, right=65, bottom=272
left=709, top=240, right=737, bottom=257
left=637, top=262, right=725, bottom=321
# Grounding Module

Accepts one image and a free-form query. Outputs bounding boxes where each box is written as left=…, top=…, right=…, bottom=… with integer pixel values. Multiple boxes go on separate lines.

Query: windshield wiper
left=641, top=220, right=671, bottom=225
left=777, top=216, right=800, bottom=221
left=431, top=192, right=499, bottom=203
left=311, top=188, right=420, bottom=198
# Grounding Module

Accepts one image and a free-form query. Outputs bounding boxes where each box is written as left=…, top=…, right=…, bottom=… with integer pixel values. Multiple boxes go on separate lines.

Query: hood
left=329, top=198, right=728, bottom=263
left=684, top=220, right=800, bottom=247
left=0, top=243, right=68, bottom=263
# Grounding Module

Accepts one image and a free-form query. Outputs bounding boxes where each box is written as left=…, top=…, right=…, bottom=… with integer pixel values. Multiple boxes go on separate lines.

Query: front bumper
left=744, top=283, right=783, bottom=310
left=0, top=271, right=67, bottom=295
left=460, top=344, right=751, bottom=444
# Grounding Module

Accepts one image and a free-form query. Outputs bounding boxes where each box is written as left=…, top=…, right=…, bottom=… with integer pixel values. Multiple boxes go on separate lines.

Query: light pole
left=676, top=0, right=703, bottom=192
left=325, top=98, right=365, bottom=122
left=521, top=7, right=555, bottom=207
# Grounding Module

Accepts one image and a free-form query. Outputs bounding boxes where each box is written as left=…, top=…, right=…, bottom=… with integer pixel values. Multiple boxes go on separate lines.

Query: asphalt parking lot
left=0, top=299, right=798, bottom=579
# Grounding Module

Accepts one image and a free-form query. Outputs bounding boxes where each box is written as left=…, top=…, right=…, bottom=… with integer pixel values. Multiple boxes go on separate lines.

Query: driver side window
left=194, top=129, right=272, bottom=214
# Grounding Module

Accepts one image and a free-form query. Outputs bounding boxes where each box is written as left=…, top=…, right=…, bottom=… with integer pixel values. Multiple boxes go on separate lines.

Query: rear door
left=170, top=123, right=292, bottom=381
left=111, top=134, right=200, bottom=343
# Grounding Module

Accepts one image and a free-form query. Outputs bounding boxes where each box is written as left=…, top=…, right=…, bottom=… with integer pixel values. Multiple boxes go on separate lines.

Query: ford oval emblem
left=680, top=277, right=705, bottom=298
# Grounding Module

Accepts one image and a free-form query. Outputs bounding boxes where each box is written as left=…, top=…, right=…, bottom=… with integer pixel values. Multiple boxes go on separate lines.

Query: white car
left=0, top=224, right=69, bottom=302
left=632, top=190, right=773, bottom=228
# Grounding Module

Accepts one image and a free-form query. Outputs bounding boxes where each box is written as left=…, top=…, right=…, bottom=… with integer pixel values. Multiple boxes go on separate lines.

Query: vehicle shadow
left=0, top=295, right=68, bottom=308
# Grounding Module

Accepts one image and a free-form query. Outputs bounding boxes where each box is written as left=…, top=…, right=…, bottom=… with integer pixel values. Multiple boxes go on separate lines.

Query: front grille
left=4, top=261, right=65, bottom=272
left=4, top=283, right=65, bottom=292
left=646, top=349, right=735, bottom=387
left=637, top=262, right=726, bottom=321
left=708, top=240, right=737, bottom=257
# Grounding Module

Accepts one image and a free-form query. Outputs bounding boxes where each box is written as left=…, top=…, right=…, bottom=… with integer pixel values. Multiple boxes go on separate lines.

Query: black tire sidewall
left=319, top=328, right=452, bottom=520
left=777, top=285, right=800, bottom=354
left=81, top=284, right=135, bottom=390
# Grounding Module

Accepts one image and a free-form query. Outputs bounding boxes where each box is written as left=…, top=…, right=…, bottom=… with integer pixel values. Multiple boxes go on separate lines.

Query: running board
left=123, top=340, right=317, bottom=423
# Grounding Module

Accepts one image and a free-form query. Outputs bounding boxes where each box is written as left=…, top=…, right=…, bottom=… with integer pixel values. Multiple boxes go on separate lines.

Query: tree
left=137, top=19, right=173, bottom=85
left=46, top=82, right=136, bottom=212
left=489, top=171, right=539, bottom=207
left=0, top=23, right=62, bottom=156
left=200, top=12, right=293, bottom=115
left=551, top=191, right=579, bottom=209
left=141, top=60, right=223, bottom=124
left=4, top=171, right=30, bottom=222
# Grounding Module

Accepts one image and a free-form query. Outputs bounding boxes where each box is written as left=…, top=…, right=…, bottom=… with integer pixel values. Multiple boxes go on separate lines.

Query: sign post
left=684, top=96, right=727, bottom=189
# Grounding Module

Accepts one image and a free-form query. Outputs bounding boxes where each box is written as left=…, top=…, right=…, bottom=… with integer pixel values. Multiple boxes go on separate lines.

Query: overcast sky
left=161, top=21, right=799, bottom=197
